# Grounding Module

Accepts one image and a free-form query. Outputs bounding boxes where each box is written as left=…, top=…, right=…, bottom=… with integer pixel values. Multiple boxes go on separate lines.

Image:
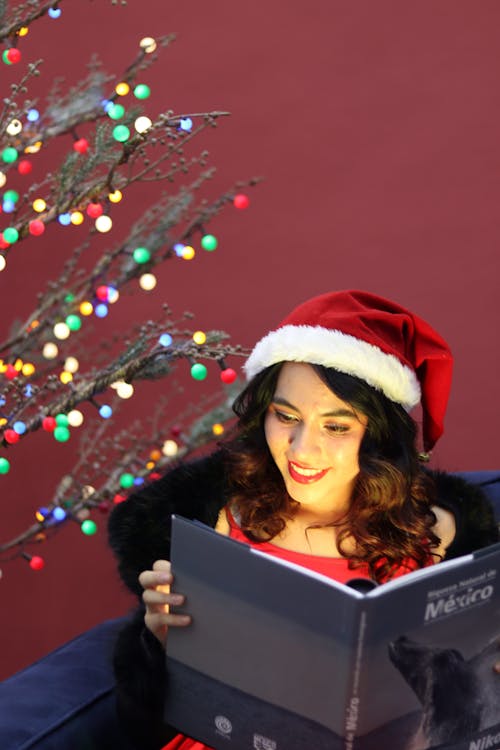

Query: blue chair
left=1, top=472, right=499, bottom=750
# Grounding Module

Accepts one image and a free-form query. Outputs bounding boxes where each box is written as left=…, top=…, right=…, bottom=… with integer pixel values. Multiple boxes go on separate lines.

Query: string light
left=53, top=322, right=70, bottom=340
left=4, top=429, right=20, bottom=444
left=94, top=303, right=108, bottom=318
left=42, top=416, right=56, bottom=432
left=17, top=159, right=32, bottom=175
left=119, top=472, right=135, bottom=488
left=115, top=82, right=130, bottom=96
left=108, top=190, right=122, bottom=203
left=133, top=247, right=150, bottom=264
left=65, top=314, right=81, bottom=331
left=59, top=371, right=73, bottom=384
left=81, top=519, right=97, bottom=535
left=0, top=172, right=6, bottom=187
left=139, top=37, right=157, bottom=53
left=1, top=147, right=18, bottom=163
left=42, top=343, right=58, bottom=361
left=0, top=255, right=5, bottom=272
left=193, top=330, right=206, bottom=345
left=113, top=125, right=130, bottom=142
left=86, top=202, right=103, bottom=218
left=95, top=215, right=112, bottom=232
left=212, top=423, right=224, bottom=436
left=3, top=227, right=19, bottom=243
left=29, top=220, right=45, bottom=236
left=162, top=439, right=178, bottom=457
left=233, top=193, right=250, bottom=209
left=58, top=213, right=71, bottom=226
left=24, top=141, right=42, bottom=154
left=107, top=103, right=125, bottom=120
left=6, top=119, right=22, bottom=135
left=99, top=404, right=112, bottom=418
left=73, top=138, right=89, bottom=154
left=179, top=117, right=193, bottom=132
left=190, top=363, right=208, bottom=381
left=26, top=109, right=39, bottom=122
left=159, top=333, right=173, bottom=347
left=114, top=381, right=134, bottom=399
left=22, top=362, right=35, bottom=376
left=134, top=116, right=152, bottom=134
left=139, top=272, right=156, bottom=290
left=0, top=457, right=10, bottom=474
left=70, top=211, right=84, bottom=225
left=79, top=300, right=93, bottom=316
left=64, top=356, right=79, bottom=373
left=48, top=6, right=62, bottom=19
left=32, top=198, right=46, bottom=212
left=182, top=245, right=195, bottom=260
left=67, top=409, right=84, bottom=427
left=134, top=83, right=151, bottom=100
left=201, top=233, right=217, bottom=251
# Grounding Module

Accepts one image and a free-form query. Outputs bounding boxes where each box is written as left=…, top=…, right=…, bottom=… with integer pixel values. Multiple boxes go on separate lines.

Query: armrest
left=0, top=616, right=137, bottom=750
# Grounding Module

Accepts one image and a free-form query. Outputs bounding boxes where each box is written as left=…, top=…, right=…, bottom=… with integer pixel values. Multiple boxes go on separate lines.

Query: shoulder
left=427, top=468, right=499, bottom=558
left=108, top=450, right=228, bottom=595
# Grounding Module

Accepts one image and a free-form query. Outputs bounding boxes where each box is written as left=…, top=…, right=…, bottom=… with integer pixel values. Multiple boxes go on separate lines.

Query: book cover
left=164, top=516, right=500, bottom=750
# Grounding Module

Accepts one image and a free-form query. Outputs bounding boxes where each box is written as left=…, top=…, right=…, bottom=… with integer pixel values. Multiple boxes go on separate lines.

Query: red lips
left=288, top=461, right=330, bottom=484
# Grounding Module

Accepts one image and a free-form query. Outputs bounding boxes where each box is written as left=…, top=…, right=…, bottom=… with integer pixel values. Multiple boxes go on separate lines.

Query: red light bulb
left=4, top=428, right=20, bottom=444
left=86, top=202, right=104, bottom=218
left=73, top=138, right=89, bottom=154
left=29, top=555, right=45, bottom=570
left=18, top=159, right=32, bottom=175
left=233, top=194, right=250, bottom=209
left=220, top=368, right=237, bottom=384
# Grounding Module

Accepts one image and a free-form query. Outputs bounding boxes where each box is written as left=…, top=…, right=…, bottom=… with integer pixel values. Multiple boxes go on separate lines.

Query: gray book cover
left=164, top=516, right=500, bottom=750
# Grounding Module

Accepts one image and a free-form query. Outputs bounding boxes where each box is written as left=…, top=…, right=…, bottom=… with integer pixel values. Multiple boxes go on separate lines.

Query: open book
left=164, top=515, right=500, bottom=750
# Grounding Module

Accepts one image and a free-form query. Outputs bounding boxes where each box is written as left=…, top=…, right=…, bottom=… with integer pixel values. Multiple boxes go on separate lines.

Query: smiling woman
left=107, top=290, right=499, bottom=750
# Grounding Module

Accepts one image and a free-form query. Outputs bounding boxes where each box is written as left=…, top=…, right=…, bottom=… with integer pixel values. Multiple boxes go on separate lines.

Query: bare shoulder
left=431, top=505, right=456, bottom=557
left=214, top=506, right=231, bottom=536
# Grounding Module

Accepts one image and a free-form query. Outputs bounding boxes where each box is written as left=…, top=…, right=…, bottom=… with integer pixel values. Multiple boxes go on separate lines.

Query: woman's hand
left=139, top=559, right=191, bottom=649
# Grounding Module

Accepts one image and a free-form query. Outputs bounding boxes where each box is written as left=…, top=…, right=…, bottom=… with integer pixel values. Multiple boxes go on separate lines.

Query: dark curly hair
left=221, top=362, right=441, bottom=583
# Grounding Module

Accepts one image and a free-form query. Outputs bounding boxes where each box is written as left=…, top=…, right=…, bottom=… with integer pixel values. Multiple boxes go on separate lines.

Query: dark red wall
left=1, top=0, right=499, bottom=679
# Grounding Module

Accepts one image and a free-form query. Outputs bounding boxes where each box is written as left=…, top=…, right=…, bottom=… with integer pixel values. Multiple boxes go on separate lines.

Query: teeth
left=291, top=463, right=323, bottom=476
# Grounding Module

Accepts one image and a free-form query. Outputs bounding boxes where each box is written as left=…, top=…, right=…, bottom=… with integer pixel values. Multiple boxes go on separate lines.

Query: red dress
left=162, top=510, right=429, bottom=750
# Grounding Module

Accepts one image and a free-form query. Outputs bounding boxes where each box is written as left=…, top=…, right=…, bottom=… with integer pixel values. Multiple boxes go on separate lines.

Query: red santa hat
left=243, top=290, right=453, bottom=451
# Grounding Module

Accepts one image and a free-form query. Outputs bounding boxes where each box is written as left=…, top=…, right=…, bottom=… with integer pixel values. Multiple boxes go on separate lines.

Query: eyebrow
left=271, top=396, right=357, bottom=419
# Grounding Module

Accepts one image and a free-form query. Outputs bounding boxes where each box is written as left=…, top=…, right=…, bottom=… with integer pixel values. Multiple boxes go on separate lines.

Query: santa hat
left=243, top=290, right=453, bottom=451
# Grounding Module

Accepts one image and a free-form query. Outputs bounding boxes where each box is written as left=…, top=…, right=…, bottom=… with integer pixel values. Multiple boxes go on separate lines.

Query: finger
left=143, top=589, right=185, bottom=608
left=153, top=559, right=171, bottom=573
left=145, top=611, right=192, bottom=630
left=138, top=568, right=172, bottom=590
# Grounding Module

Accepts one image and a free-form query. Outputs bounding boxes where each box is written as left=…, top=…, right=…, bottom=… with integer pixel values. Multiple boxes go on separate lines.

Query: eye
left=272, top=408, right=298, bottom=424
left=325, top=423, right=350, bottom=434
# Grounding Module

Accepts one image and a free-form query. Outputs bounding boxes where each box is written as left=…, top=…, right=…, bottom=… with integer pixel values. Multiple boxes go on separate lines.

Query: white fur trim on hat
left=243, top=324, right=421, bottom=409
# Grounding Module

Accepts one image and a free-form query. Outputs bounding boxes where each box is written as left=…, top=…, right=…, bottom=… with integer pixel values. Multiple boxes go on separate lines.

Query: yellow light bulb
left=71, top=211, right=84, bottom=225
left=192, top=330, right=207, bottom=345
left=17, top=26, right=29, bottom=36
left=150, top=449, right=162, bottom=461
left=108, top=190, right=122, bottom=203
left=79, top=301, right=93, bottom=316
left=32, top=198, right=46, bottom=213
left=0, top=417, right=7, bottom=427
left=60, top=370, right=73, bottom=384
left=22, top=362, right=35, bottom=376
left=14, top=358, right=23, bottom=371
left=25, top=141, right=42, bottom=154
left=146, top=461, right=155, bottom=470
left=115, top=82, right=130, bottom=96
left=212, top=423, right=225, bottom=436
left=182, top=245, right=195, bottom=260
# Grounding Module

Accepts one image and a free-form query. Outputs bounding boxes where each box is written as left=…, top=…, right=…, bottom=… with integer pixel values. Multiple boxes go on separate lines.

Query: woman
left=108, top=290, right=498, bottom=750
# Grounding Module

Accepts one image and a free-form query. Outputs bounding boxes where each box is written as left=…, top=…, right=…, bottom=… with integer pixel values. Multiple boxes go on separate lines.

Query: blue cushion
left=0, top=616, right=135, bottom=750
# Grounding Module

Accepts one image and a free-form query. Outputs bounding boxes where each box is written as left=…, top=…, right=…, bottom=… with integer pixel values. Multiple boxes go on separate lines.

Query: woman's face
left=264, top=362, right=368, bottom=515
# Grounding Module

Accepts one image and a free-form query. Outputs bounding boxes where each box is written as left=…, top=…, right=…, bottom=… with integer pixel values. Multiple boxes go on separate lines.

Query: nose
left=288, top=422, right=321, bottom=462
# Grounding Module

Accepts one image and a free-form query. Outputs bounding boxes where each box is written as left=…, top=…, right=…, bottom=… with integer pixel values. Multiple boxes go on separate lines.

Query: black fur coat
left=107, top=450, right=499, bottom=750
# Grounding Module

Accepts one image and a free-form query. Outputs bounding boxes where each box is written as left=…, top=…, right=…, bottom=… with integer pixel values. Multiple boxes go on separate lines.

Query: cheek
left=264, top=415, right=285, bottom=457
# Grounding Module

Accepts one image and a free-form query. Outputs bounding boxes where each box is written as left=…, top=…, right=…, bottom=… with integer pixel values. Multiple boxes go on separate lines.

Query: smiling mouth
left=288, top=461, right=330, bottom=484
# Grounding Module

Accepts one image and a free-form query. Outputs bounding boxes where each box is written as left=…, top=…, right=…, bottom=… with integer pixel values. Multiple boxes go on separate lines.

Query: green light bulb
left=119, top=472, right=135, bottom=489
left=134, top=84, right=151, bottom=100
left=133, top=247, right=151, bottom=264
left=81, top=519, right=97, bottom=535
left=65, top=314, right=82, bottom=331
left=201, top=234, right=218, bottom=251
left=191, top=363, right=208, bottom=381
left=112, top=125, right=130, bottom=143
